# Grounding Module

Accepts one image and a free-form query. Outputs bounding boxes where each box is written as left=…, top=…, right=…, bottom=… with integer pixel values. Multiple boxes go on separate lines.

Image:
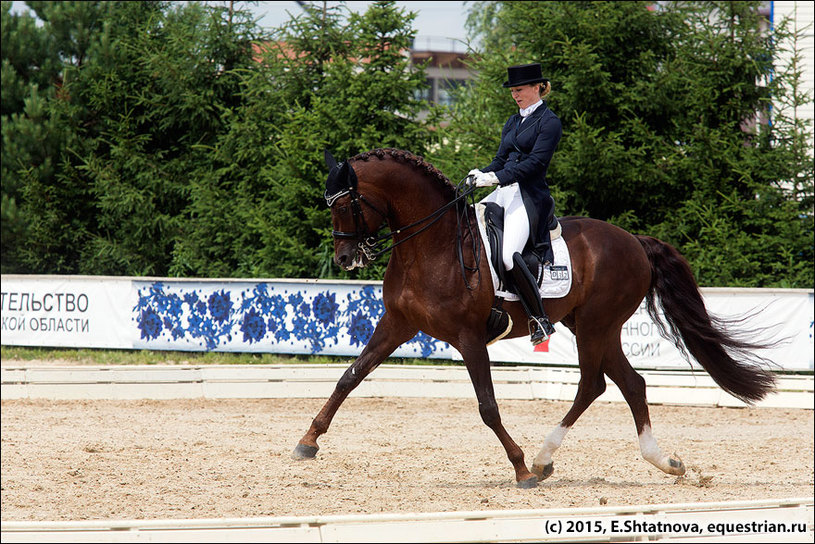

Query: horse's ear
left=346, top=161, right=358, bottom=190
left=324, top=149, right=338, bottom=170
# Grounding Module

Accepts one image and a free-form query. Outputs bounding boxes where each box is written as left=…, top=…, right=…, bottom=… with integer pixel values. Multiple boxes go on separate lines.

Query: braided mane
left=349, top=148, right=456, bottom=199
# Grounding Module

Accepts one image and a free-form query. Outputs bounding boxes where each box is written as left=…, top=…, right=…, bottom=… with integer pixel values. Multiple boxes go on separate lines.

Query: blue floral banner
left=3, top=276, right=811, bottom=370
left=131, top=280, right=451, bottom=358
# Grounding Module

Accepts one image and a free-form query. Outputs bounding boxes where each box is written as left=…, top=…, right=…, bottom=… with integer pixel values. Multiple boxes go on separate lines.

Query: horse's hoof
left=668, top=455, right=686, bottom=476
left=531, top=462, right=554, bottom=481
left=516, top=475, right=538, bottom=489
left=291, top=443, right=319, bottom=460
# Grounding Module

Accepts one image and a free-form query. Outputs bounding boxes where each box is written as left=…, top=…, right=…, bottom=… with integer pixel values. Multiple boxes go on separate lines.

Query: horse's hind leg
left=292, top=312, right=417, bottom=459
left=531, top=336, right=607, bottom=481
left=602, top=341, right=686, bottom=476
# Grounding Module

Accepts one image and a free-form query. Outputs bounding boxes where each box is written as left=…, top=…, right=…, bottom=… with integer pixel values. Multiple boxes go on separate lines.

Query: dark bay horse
left=292, top=148, right=776, bottom=488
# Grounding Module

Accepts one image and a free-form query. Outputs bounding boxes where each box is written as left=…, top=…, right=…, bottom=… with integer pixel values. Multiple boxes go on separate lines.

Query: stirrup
left=528, top=317, right=555, bottom=346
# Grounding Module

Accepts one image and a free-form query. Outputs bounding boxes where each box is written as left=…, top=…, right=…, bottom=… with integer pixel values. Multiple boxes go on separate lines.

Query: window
left=437, top=79, right=468, bottom=106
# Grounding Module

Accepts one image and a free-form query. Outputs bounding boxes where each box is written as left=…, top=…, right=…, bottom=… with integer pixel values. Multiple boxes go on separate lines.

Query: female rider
left=469, top=63, right=562, bottom=345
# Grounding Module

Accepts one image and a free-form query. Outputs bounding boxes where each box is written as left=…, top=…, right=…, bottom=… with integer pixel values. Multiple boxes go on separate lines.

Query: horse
left=292, top=147, right=776, bottom=488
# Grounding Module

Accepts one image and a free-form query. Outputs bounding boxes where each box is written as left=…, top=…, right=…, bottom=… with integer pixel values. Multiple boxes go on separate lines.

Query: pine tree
left=173, top=0, right=431, bottom=279
left=15, top=1, right=261, bottom=275
left=430, top=0, right=812, bottom=287
left=1, top=0, right=61, bottom=272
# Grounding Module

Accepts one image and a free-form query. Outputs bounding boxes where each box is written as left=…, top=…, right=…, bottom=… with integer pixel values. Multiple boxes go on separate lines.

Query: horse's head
left=323, top=150, right=387, bottom=270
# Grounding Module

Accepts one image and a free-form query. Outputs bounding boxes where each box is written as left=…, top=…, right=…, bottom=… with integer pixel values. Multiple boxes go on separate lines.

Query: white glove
left=465, top=169, right=482, bottom=186
left=474, top=171, right=499, bottom=187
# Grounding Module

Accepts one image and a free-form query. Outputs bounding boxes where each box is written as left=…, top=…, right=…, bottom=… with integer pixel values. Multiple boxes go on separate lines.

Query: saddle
left=479, top=202, right=566, bottom=345
left=482, top=201, right=559, bottom=291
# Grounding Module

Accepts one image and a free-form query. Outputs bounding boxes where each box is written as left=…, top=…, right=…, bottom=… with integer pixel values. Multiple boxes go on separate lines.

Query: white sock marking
left=638, top=424, right=683, bottom=474
left=534, top=424, right=570, bottom=466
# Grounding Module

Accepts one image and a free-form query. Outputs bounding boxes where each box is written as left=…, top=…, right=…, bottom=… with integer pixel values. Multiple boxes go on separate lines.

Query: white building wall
left=772, top=1, right=815, bottom=156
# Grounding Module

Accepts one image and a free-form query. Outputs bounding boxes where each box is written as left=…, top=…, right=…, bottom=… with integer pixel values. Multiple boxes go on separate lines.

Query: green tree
left=16, top=1, right=261, bottom=275
left=173, top=0, right=431, bottom=280
left=430, top=0, right=812, bottom=287
left=646, top=1, right=813, bottom=287
left=6, top=1, right=137, bottom=274
left=1, top=0, right=61, bottom=272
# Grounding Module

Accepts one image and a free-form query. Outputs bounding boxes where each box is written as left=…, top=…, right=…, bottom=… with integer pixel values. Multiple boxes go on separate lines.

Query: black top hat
left=503, top=63, right=548, bottom=88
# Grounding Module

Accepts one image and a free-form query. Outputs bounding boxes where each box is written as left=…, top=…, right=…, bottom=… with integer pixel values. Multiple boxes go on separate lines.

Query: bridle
left=325, top=175, right=483, bottom=289
left=325, top=184, right=391, bottom=262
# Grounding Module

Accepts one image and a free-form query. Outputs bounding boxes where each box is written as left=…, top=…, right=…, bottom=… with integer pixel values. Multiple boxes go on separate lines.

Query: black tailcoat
left=483, top=102, right=562, bottom=261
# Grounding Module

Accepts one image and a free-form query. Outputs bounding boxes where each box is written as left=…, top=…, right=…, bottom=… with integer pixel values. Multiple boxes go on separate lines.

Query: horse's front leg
left=461, top=343, right=538, bottom=488
left=292, top=312, right=417, bottom=460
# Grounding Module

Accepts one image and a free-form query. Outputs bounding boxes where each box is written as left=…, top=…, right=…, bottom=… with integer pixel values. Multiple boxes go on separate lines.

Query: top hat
left=503, top=63, right=547, bottom=88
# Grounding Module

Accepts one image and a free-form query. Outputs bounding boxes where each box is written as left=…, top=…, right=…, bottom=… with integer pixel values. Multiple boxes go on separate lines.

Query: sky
left=243, top=1, right=471, bottom=51
left=10, top=1, right=472, bottom=52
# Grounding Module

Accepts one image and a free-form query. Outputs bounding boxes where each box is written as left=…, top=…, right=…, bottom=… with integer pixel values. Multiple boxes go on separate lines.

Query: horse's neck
left=377, top=172, right=454, bottom=234
left=355, top=159, right=459, bottom=264
left=386, top=185, right=462, bottom=273
left=389, top=194, right=453, bottom=231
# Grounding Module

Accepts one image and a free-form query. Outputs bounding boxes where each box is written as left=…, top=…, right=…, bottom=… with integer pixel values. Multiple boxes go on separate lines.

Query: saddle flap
left=482, top=203, right=508, bottom=290
left=477, top=202, right=571, bottom=300
left=479, top=202, right=560, bottom=287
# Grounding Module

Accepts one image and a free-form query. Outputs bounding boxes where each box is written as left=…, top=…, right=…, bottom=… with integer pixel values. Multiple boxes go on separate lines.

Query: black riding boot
left=510, top=252, right=556, bottom=345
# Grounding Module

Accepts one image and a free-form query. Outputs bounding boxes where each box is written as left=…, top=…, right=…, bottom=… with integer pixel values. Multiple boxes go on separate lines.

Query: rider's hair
left=539, top=81, right=551, bottom=100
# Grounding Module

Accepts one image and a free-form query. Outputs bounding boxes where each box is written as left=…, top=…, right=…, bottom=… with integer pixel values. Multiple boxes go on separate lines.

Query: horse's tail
left=636, top=235, right=776, bottom=404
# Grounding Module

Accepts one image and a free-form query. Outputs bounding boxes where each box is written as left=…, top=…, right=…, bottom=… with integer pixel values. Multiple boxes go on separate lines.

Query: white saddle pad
left=475, top=203, right=573, bottom=301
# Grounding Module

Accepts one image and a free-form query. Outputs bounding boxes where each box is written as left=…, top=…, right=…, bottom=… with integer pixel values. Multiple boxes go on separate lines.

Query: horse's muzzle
left=334, top=245, right=368, bottom=270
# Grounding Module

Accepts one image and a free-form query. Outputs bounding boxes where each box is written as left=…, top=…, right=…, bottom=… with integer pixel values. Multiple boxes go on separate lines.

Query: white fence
left=2, top=498, right=812, bottom=543
left=2, top=364, right=812, bottom=409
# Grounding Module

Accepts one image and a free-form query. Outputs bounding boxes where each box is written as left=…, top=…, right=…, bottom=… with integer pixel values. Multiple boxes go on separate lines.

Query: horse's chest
left=383, top=270, right=485, bottom=338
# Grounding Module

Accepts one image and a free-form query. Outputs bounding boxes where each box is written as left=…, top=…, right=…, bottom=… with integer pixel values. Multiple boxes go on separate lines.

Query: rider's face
left=509, top=84, right=540, bottom=110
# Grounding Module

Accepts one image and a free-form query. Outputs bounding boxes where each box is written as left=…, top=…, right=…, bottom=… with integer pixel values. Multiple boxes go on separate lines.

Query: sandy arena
left=2, top=386, right=813, bottom=521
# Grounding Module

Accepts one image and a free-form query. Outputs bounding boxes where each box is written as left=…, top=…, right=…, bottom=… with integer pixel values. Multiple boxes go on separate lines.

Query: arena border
left=2, top=367, right=812, bottom=543
left=1, top=364, right=812, bottom=408
left=1, top=497, right=812, bottom=543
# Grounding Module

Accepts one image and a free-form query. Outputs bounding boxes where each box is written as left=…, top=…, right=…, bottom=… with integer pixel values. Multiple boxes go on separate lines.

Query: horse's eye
left=337, top=205, right=348, bottom=214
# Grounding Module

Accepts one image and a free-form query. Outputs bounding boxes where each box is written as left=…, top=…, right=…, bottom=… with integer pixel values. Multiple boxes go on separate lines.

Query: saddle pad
left=475, top=204, right=573, bottom=300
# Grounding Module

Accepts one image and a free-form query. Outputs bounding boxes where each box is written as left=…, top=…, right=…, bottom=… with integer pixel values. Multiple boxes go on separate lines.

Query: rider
left=468, top=63, right=562, bottom=345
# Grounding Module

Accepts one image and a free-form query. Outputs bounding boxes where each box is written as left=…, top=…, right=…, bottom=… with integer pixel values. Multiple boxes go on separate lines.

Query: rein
left=328, top=178, right=483, bottom=290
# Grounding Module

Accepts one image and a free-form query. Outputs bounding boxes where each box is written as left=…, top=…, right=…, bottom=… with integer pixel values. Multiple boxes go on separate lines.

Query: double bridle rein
left=326, top=177, right=483, bottom=289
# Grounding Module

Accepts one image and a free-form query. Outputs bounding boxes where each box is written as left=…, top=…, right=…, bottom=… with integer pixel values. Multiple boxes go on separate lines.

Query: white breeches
left=481, top=183, right=529, bottom=271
